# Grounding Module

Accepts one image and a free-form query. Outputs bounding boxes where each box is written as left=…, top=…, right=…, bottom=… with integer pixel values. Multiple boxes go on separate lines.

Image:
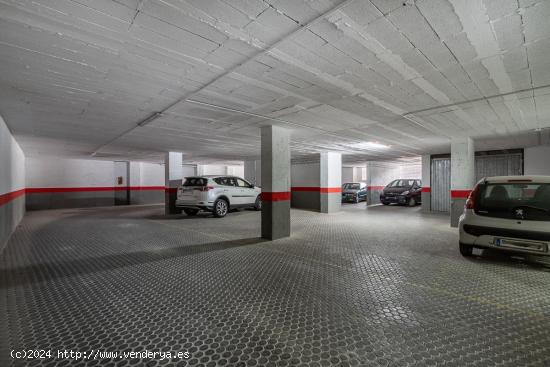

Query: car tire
left=355, top=196, right=360, bottom=204
left=213, top=198, right=229, bottom=218
left=183, top=208, right=199, bottom=216
left=408, top=197, right=417, bottom=207
left=459, top=243, right=474, bottom=257
left=382, top=201, right=389, bottom=205
left=254, top=195, right=262, bottom=211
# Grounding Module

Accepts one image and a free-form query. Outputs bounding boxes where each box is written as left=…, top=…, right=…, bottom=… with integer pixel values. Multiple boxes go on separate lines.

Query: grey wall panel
left=431, top=158, right=451, bottom=213
left=367, top=189, right=383, bottom=205
left=475, top=153, right=523, bottom=182
left=130, top=190, right=164, bottom=205
left=0, top=195, right=25, bottom=254
left=291, top=191, right=320, bottom=211
left=26, top=192, right=115, bottom=210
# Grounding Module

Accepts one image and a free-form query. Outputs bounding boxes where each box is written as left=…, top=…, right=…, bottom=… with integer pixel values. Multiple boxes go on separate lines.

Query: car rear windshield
left=343, top=183, right=360, bottom=190
left=476, top=183, right=550, bottom=221
left=388, top=179, right=415, bottom=188
left=183, top=177, right=207, bottom=186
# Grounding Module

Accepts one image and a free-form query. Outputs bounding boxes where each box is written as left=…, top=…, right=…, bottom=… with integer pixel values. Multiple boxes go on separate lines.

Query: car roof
left=185, top=175, right=243, bottom=179
left=480, top=175, right=550, bottom=184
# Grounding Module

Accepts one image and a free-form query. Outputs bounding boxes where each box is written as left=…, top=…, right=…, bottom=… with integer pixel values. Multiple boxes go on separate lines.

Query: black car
left=380, top=179, right=422, bottom=206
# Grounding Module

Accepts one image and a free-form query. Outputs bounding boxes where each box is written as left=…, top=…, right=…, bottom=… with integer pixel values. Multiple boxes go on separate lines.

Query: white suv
left=176, top=176, right=262, bottom=218
left=459, top=176, right=550, bottom=257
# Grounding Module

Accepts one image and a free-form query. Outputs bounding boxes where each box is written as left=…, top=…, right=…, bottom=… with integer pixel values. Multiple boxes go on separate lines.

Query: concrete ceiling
left=1, top=0, right=550, bottom=164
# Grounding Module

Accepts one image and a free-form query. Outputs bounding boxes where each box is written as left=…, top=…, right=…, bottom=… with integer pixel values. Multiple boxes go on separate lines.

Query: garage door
left=431, top=157, right=451, bottom=212
left=475, top=152, right=523, bottom=181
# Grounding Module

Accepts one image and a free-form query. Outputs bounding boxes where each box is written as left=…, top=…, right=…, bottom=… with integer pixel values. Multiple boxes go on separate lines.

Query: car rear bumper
left=459, top=212, right=550, bottom=256
left=175, top=200, right=213, bottom=211
left=380, top=195, right=407, bottom=204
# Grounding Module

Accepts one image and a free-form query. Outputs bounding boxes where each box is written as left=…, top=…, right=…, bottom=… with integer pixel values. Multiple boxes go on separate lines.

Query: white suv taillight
left=200, top=186, right=214, bottom=192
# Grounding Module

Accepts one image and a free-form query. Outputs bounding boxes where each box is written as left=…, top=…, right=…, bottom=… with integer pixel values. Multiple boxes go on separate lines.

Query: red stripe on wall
left=165, top=187, right=178, bottom=194
left=367, top=186, right=385, bottom=191
left=0, top=188, right=25, bottom=206
left=261, top=192, right=291, bottom=202
left=450, top=190, right=471, bottom=199
left=421, top=187, right=431, bottom=193
left=130, top=186, right=166, bottom=191
left=291, top=187, right=342, bottom=193
left=25, top=186, right=167, bottom=193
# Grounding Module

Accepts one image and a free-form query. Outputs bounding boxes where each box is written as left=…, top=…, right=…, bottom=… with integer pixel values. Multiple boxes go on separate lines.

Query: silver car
left=459, top=175, right=550, bottom=257
left=176, top=176, right=262, bottom=217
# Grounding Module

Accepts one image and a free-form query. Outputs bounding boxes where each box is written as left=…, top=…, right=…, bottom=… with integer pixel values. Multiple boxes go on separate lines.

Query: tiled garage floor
left=2, top=204, right=550, bottom=366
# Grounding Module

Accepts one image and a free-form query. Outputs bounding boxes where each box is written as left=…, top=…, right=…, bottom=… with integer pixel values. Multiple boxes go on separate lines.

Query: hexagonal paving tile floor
left=1, top=203, right=550, bottom=366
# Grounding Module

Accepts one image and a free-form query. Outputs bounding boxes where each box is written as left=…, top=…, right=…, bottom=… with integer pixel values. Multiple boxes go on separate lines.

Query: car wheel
left=213, top=199, right=229, bottom=218
left=183, top=208, right=199, bottom=216
left=408, top=197, right=416, bottom=206
left=382, top=201, right=389, bottom=205
left=459, top=243, right=474, bottom=257
left=355, top=196, right=360, bottom=204
left=254, top=195, right=262, bottom=211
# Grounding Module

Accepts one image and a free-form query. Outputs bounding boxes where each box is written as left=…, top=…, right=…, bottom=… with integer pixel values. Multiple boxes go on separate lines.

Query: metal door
left=431, top=158, right=451, bottom=212
left=114, top=161, right=129, bottom=205
left=475, top=153, right=523, bottom=181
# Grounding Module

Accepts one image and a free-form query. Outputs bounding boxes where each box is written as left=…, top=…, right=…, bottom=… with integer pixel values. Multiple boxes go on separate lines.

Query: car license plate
left=494, top=238, right=547, bottom=252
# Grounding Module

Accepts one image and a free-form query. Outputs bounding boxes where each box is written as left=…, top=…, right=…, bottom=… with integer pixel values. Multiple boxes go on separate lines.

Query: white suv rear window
left=476, top=183, right=550, bottom=221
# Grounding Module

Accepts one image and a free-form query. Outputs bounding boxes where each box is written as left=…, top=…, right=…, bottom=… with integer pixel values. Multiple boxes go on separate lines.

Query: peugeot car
left=342, top=182, right=367, bottom=203
left=459, top=176, right=550, bottom=257
left=379, top=179, right=422, bottom=206
left=176, top=176, right=261, bottom=218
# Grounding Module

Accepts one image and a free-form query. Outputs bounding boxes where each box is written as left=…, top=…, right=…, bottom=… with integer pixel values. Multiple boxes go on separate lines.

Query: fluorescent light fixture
left=137, top=112, right=163, bottom=127
left=349, top=141, right=391, bottom=150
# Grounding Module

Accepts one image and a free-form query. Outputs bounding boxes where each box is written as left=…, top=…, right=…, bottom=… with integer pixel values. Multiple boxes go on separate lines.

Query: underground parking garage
left=2, top=0, right=550, bottom=366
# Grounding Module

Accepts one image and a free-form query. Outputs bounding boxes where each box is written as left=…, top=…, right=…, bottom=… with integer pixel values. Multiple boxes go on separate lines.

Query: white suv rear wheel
left=214, top=199, right=228, bottom=218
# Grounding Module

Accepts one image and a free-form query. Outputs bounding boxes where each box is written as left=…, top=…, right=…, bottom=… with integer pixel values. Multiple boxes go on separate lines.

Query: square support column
left=421, top=155, right=431, bottom=212
left=320, top=152, right=342, bottom=213
left=165, top=151, right=183, bottom=215
left=261, top=126, right=290, bottom=240
left=451, top=137, right=475, bottom=227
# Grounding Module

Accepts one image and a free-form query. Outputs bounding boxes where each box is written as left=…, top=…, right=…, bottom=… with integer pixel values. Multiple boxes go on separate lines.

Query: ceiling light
left=349, top=141, right=391, bottom=150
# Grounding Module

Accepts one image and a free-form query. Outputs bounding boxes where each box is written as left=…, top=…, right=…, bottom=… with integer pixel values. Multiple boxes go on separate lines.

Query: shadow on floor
left=0, top=237, right=267, bottom=288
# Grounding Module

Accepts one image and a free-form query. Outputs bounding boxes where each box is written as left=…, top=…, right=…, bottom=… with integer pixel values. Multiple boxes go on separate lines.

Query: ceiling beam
left=90, top=0, right=358, bottom=156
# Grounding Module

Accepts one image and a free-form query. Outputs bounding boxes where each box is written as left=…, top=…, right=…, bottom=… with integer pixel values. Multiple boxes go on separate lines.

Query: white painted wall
left=342, top=167, right=353, bottom=183
left=140, top=162, right=165, bottom=186
left=525, top=145, right=550, bottom=175
left=0, top=114, right=26, bottom=249
left=291, top=162, right=320, bottom=187
left=227, top=165, right=244, bottom=177
left=320, top=152, right=341, bottom=188
left=26, top=157, right=114, bottom=188
left=0, top=116, right=25, bottom=195
left=366, top=161, right=422, bottom=187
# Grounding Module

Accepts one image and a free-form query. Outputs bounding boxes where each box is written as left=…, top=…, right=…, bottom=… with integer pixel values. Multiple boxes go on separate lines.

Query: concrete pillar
left=450, top=137, right=475, bottom=227
left=244, top=160, right=261, bottom=187
left=165, top=151, right=183, bottom=215
left=261, top=126, right=290, bottom=240
left=320, top=152, right=342, bottom=213
left=421, top=155, right=431, bottom=212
